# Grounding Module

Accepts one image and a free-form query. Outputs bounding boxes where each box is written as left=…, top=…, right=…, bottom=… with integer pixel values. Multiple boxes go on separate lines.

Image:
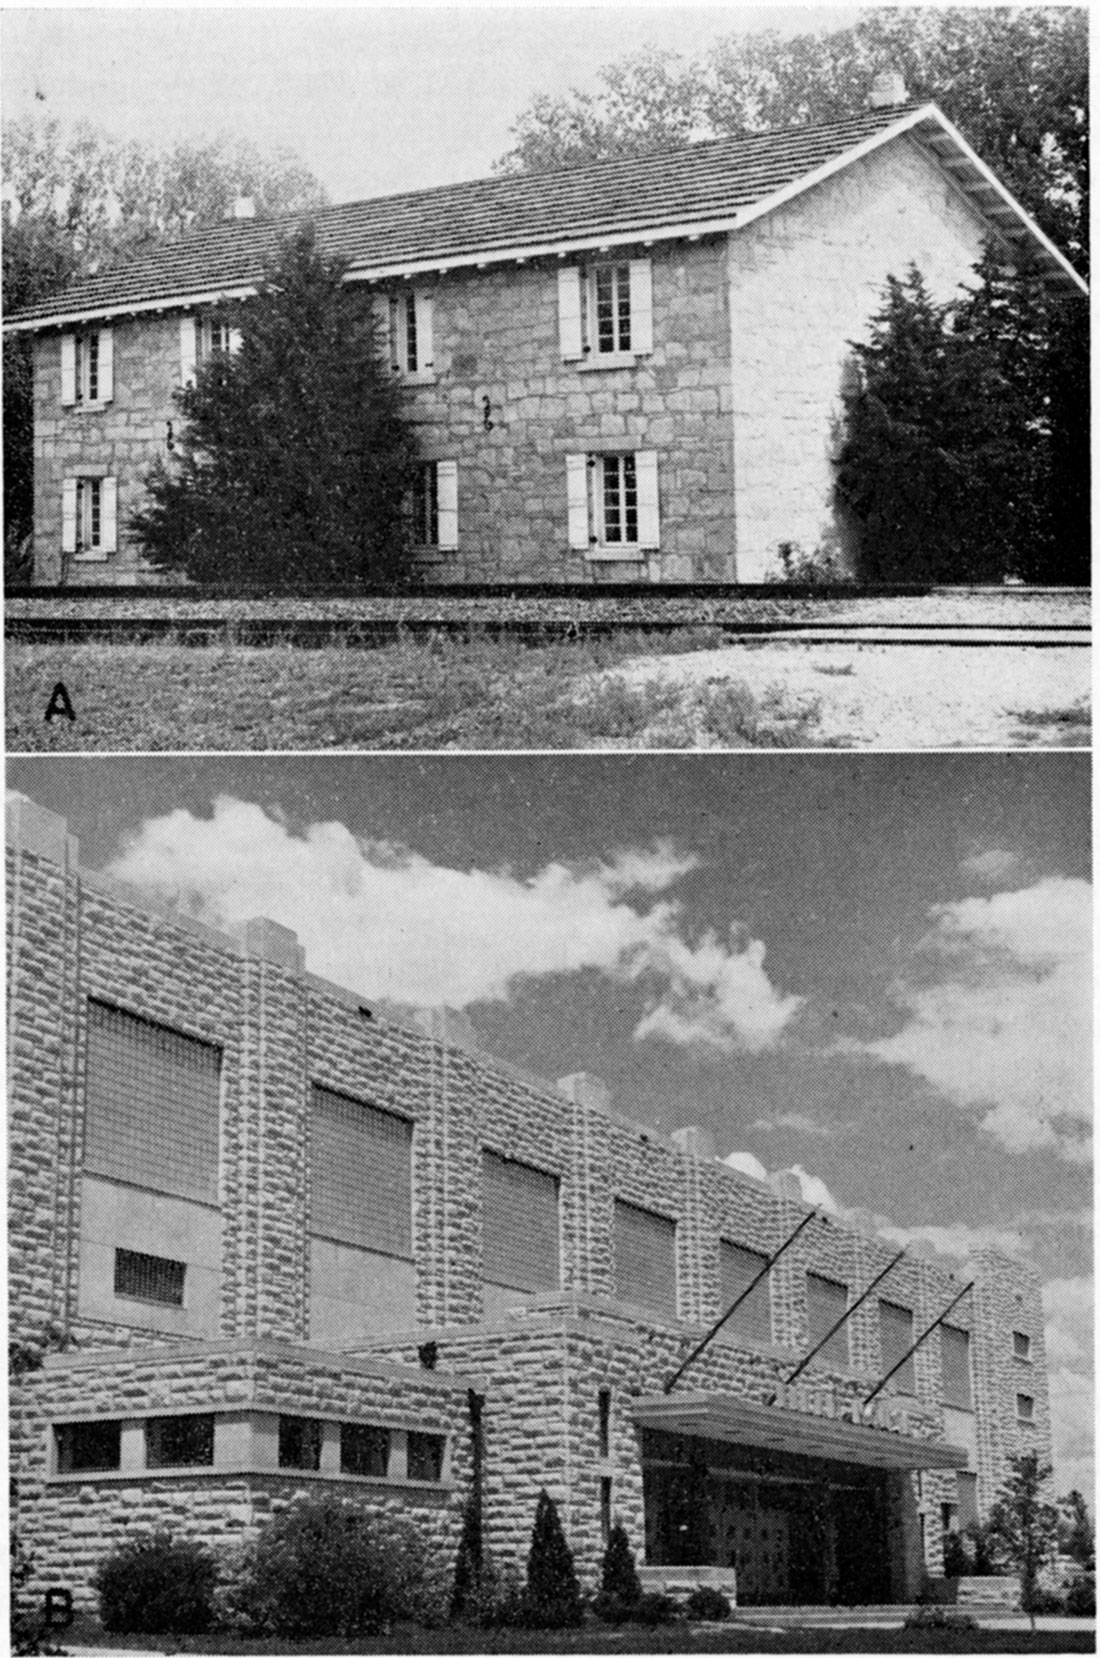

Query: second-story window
left=377, top=291, right=434, bottom=379
left=61, top=327, right=113, bottom=407
left=558, top=258, right=653, bottom=361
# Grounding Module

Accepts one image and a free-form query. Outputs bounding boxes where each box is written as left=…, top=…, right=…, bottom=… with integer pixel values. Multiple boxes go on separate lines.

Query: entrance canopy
left=634, top=1391, right=967, bottom=1472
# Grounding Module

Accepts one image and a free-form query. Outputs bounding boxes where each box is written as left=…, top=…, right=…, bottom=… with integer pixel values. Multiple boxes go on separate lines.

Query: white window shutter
left=179, top=315, right=198, bottom=386
left=437, top=460, right=459, bottom=550
left=558, top=267, right=584, bottom=360
left=414, top=292, right=434, bottom=370
left=566, top=454, right=590, bottom=550
left=227, top=327, right=243, bottom=355
left=629, top=260, right=653, bottom=355
left=98, top=327, right=114, bottom=402
left=61, top=478, right=78, bottom=553
left=100, top=477, right=118, bottom=553
left=371, top=293, right=391, bottom=359
left=60, top=334, right=77, bottom=406
left=636, top=451, right=660, bottom=549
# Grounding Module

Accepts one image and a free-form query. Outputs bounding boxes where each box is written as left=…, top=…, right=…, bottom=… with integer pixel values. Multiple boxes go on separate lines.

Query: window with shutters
left=718, top=1241, right=772, bottom=1346
left=614, top=1199, right=678, bottom=1320
left=941, top=1324, right=973, bottom=1410
left=310, top=1086, right=413, bottom=1258
left=63, top=476, right=118, bottom=560
left=879, top=1300, right=916, bottom=1395
left=558, top=259, right=653, bottom=363
left=482, top=1151, right=560, bottom=1293
left=179, top=314, right=241, bottom=385
left=84, top=1001, right=222, bottom=1206
left=806, top=1273, right=850, bottom=1368
left=62, top=328, right=113, bottom=407
left=407, top=461, right=458, bottom=551
left=566, top=451, right=660, bottom=558
left=55, top=1419, right=121, bottom=1474
left=378, top=290, right=435, bottom=381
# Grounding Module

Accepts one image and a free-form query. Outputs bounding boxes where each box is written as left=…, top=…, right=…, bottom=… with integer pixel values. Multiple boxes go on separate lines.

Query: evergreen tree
left=1058, top=1491, right=1095, bottom=1571
left=985, top=1453, right=1060, bottom=1629
left=524, top=1490, right=583, bottom=1629
left=449, top=1493, right=484, bottom=1620
left=131, top=224, right=420, bottom=586
left=593, top=1522, right=642, bottom=1622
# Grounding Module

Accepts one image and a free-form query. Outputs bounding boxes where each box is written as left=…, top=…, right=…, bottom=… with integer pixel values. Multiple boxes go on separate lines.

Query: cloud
left=722, top=1151, right=770, bottom=1184
left=787, top=1165, right=842, bottom=1213
left=106, top=798, right=798, bottom=1052
left=874, top=1221, right=1027, bottom=1261
left=844, top=878, right=1091, bottom=1163
left=1044, top=1277, right=1095, bottom=1498
left=960, top=848, right=1022, bottom=884
left=749, top=1111, right=836, bottom=1136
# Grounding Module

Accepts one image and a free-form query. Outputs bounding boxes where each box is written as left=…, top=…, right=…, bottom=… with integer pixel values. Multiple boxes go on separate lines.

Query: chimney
left=869, top=69, right=909, bottom=110
left=231, top=196, right=256, bottom=220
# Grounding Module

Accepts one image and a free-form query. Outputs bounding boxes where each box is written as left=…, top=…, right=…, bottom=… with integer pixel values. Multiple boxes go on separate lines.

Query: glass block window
left=1016, top=1393, right=1035, bottom=1423
left=719, top=1241, right=772, bottom=1346
left=310, top=1087, right=412, bottom=1257
left=941, top=1324, right=973, bottom=1410
left=84, top=1001, right=222, bottom=1205
left=55, top=1419, right=121, bottom=1474
left=341, top=1422, right=390, bottom=1478
left=146, top=1414, right=214, bottom=1468
left=279, top=1416, right=322, bottom=1471
left=406, top=1432, right=445, bottom=1483
left=1013, top=1331, right=1032, bottom=1361
left=114, top=1248, right=186, bottom=1307
left=879, top=1300, right=916, bottom=1395
left=614, top=1199, right=677, bottom=1320
left=482, top=1151, right=560, bottom=1292
left=806, top=1273, right=850, bottom=1368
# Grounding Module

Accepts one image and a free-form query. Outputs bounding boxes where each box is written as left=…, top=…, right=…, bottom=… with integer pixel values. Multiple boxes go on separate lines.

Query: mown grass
left=5, top=630, right=820, bottom=752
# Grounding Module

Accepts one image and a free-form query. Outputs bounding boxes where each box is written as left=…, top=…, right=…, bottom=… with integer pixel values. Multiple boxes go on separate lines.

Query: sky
left=2, top=6, right=860, bottom=201
left=8, top=751, right=1092, bottom=1500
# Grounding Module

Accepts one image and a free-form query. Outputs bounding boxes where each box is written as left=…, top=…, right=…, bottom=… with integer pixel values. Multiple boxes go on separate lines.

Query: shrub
left=684, top=1585, right=731, bottom=1621
left=1025, top=1587, right=1065, bottom=1616
left=1064, top=1576, right=1095, bottom=1616
left=943, top=1531, right=970, bottom=1576
left=904, top=1606, right=979, bottom=1632
left=92, top=1530, right=218, bottom=1634
left=634, top=1590, right=682, bottom=1626
left=523, top=1490, right=583, bottom=1629
left=449, top=1493, right=483, bottom=1620
left=234, top=1494, right=432, bottom=1636
left=596, top=1524, right=641, bottom=1619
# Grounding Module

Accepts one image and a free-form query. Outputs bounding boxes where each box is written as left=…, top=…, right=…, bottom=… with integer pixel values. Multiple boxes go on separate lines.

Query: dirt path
left=602, top=642, right=1090, bottom=748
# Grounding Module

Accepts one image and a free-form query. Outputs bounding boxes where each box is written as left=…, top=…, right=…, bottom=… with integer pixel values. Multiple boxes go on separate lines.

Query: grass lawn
left=5, top=631, right=820, bottom=752
left=59, top=1618, right=1094, bottom=1655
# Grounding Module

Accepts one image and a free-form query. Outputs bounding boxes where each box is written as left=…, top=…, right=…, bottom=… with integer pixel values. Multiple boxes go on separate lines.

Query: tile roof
left=5, top=102, right=1082, bottom=327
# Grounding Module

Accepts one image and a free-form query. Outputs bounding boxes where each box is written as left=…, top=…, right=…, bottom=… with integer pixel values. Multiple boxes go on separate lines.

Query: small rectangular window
left=1016, top=1393, right=1035, bottom=1423
left=77, top=477, right=102, bottom=552
left=114, top=1248, right=186, bottom=1307
left=598, top=1389, right=611, bottom=1460
left=340, top=1422, right=390, bottom=1478
left=413, top=462, right=439, bottom=547
left=278, top=1416, right=323, bottom=1471
left=1013, top=1331, right=1031, bottom=1362
left=600, top=1476, right=612, bottom=1544
left=56, top=1420, right=121, bottom=1474
left=146, top=1414, right=214, bottom=1469
left=77, top=332, right=99, bottom=403
left=406, top=1431, right=445, bottom=1483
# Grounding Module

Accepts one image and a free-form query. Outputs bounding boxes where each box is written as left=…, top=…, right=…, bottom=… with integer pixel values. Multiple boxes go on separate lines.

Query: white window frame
left=61, top=327, right=113, bottom=408
left=558, top=258, right=653, bottom=365
left=179, top=315, right=241, bottom=387
left=409, top=460, right=457, bottom=552
left=63, top=475, right=117, bottom=561
left=566, top=450, right=659, bottom=559
left=376, top=290, right=435, bottom=383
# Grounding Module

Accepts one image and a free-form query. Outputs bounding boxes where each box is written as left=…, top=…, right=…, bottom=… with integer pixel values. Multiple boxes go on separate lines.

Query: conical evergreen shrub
left=524, top=1489, right=583, bottom=1628
left=449, top=1492, right=483, bottom=1620
left=593, top=1522, right=642, bottom=1623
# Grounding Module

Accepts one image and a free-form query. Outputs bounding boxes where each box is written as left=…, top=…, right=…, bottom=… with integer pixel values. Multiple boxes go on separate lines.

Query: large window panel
left=614, top=1199, right=677, bottom=1320
left=806, top=1272, right=850, bottom=1368
left=310, top=1086, right=412, bottom=1257
left=84, top=1001, right=221, bottom=1205
left=482, top=1151, right=560, bottom=1292
left=941, top=1324, right=973, bottom=1410
left=879, top=1299, right=916, bottom=1395
left=718, top=1240, right=772, bottom=1346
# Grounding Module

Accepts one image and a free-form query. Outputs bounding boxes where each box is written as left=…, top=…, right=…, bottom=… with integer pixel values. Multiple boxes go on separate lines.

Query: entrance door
left=833, top=1479, right=890, bottom=1605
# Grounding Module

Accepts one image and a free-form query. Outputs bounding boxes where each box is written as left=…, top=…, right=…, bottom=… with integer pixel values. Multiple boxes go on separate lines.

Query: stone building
left=5, top=89, right=1084, bottom=588
left=8, top=793, right=1053, bottom=1607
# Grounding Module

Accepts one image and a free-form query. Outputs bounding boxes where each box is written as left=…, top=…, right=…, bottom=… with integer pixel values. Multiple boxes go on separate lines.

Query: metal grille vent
left=806, top=1272, right=850, bottom=1368
left=310, top=1086, right=413, bottom=1257
left=114, top=1247, right=186, bottom=1307
left=941, top=1324, right=973, bottom=1410
left=879, top=1299, right=916, bottom=1394
left=84, top=1000, right=221, bottom=1205
left=719, top=1241, right=772, bottom=1345
left=482, top=1151, right=560, bottom=1291
left=614, top=1199, right=677, bottom=1319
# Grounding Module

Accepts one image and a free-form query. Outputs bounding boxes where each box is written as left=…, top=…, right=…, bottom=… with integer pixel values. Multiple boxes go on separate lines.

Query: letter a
left=44, top=682, right=76, bottom=723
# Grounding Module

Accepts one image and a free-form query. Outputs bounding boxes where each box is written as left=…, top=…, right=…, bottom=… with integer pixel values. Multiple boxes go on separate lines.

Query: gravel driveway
left=602, top=641, right=1090, bottom=747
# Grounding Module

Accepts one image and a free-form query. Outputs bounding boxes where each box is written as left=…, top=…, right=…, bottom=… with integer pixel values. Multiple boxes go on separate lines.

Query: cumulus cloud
left=749, top=1110, right=837, bottom=1136
left=874, top=1220, right=1027, bottom=1261
left=787, top=1164, right=842, bottom=1213
left=722, top=1151, right=770, bottom=1184
left=960, top=848, right=1022, bottom=884
left=106, top=798, right=799, bottom=1052
left=845, top=878, right=1091, bottom=1163
left=1044, top=1277, right=1095, bottom=1498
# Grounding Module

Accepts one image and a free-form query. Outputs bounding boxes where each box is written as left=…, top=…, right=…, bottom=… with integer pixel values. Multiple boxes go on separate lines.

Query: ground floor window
left=406, top=1431, right=445, bottom=1483
left=62, top=475, right=118, bottom=558
left=409, top=460, right=458, bottom=550
left=341, top=1422, right=390, bottom=1478
left=278, top=1415, right=323, bottom=1471
left=55, top=1420, right=121, bottom=1474
left=567, top=451, right=659, bottom=557
left=146, top=1414, right=215, bottom=1469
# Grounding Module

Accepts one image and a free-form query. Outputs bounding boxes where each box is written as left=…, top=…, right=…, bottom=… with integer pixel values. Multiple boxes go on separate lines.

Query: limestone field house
left=7, top=791, right=1054, bottom=1609
left=4, top=78, right=1086, bottom=588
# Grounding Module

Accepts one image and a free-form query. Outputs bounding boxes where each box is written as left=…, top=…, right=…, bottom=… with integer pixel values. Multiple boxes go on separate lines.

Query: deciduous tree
left=985, top=1453, right=1060, bottom=1629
